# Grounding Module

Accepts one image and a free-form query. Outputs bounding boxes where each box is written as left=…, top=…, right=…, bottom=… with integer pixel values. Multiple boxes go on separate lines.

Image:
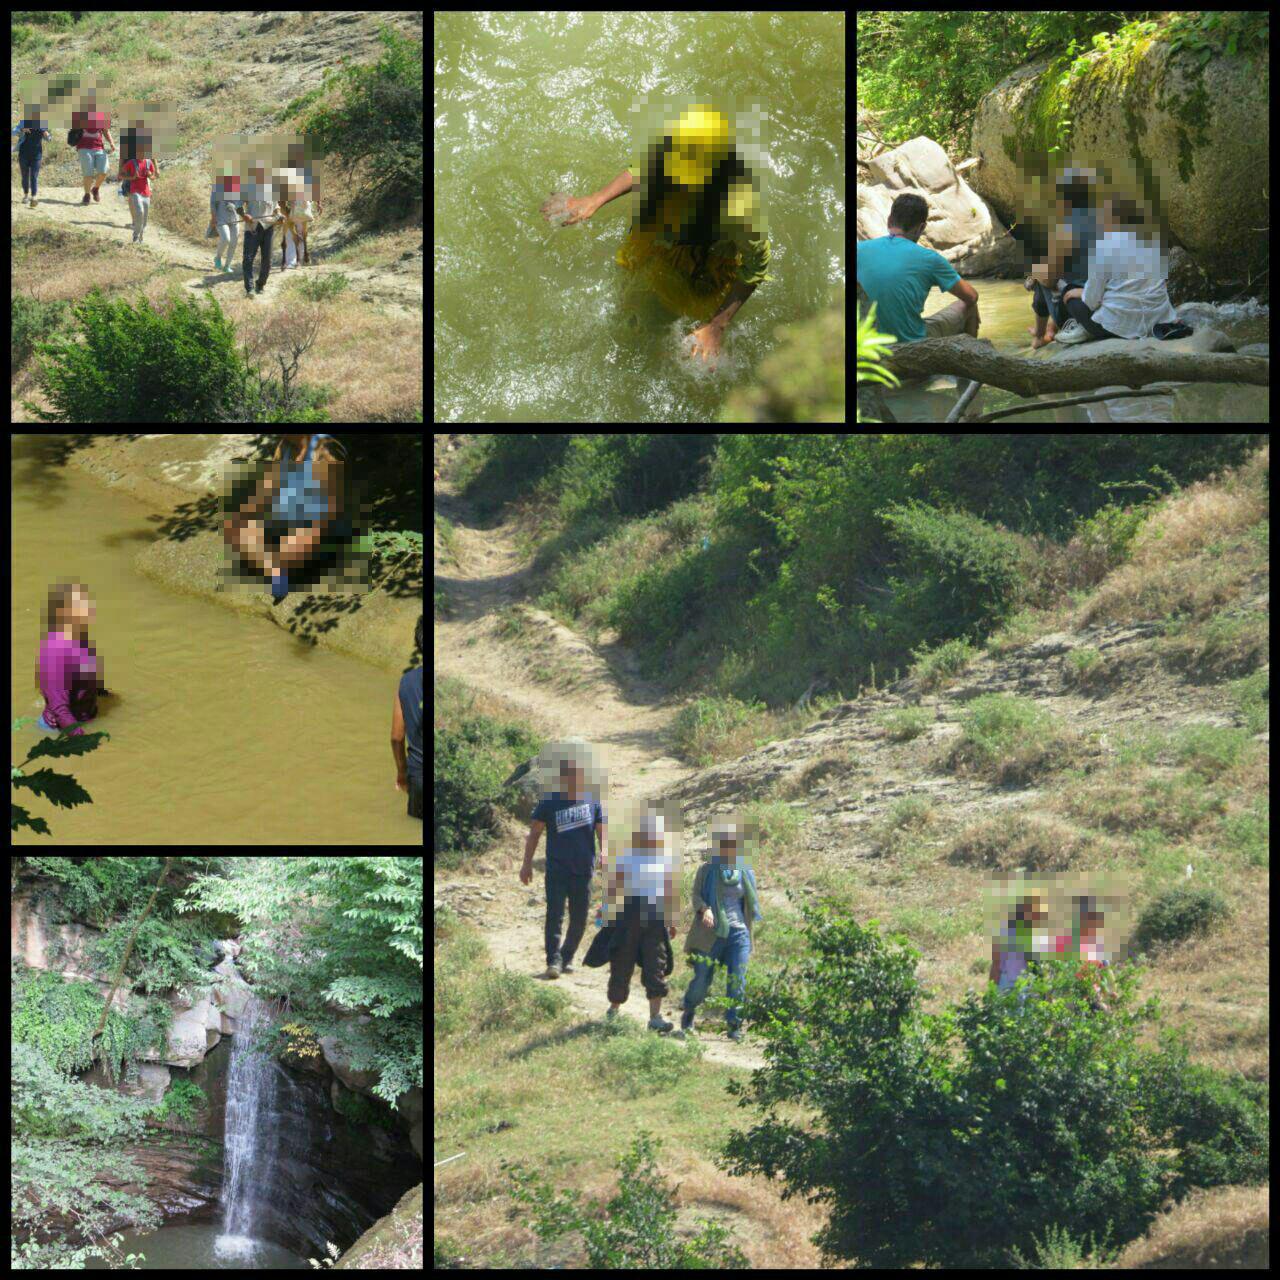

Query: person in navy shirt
left=520, top=743, right=607, bottom=979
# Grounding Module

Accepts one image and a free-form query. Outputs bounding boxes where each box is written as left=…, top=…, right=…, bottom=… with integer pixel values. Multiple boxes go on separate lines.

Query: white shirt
left=1081, top=230, right=1178, bottom=339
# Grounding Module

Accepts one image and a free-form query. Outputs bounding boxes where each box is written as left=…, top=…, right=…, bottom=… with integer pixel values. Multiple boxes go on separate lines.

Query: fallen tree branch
left=882, top=335, right=1269, bottom=396
left=967, top=385, right=1185, bottom=423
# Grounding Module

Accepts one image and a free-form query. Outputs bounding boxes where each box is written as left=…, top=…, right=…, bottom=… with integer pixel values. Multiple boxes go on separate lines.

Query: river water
left=10, top=437, right=421, bottom=845
left=873, top=279, right=1269, bottom=423
left=434, top=11, right=846, bottom=422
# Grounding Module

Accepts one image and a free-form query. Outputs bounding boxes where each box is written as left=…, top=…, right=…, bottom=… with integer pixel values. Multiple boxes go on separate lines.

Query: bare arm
left=586, top=169, right=635, bottom=215
left=706, top=279, right=756, bottom=334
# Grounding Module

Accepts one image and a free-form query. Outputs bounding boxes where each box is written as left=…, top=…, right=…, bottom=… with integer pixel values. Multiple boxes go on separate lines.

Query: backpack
left=67, top=127, right=83, bottom=147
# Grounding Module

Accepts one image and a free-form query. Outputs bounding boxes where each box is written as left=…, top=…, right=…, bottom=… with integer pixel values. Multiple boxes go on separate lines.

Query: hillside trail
left=434, top=474, right=767, bottom=1072
left=12, top=185, right=422, bottom=319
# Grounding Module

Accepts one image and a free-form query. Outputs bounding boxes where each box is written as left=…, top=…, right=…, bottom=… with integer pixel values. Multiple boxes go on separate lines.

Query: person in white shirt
left=1054, top=197, right=1178, bottom=344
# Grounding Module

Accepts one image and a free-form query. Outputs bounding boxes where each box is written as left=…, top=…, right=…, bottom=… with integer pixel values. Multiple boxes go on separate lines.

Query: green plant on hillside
left=503, top=1131, right=749, bottom=1269
left=716, top=903, right=1268, bottom=1268
left=293, top=26, right=423, bottom=227
left=1133, top=884, right=1232, bottom=953
left=151, top=1077, right=207, bottom=1129
left=12, top=294, right=76, bottom=370
left=855, top=296, right=899, bottom=424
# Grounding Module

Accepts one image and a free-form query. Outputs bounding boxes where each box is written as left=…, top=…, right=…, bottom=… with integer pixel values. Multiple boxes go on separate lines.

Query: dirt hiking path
left=13, top=185, right=423, bottom=319
left=434, top=474, right=767, bottom=1072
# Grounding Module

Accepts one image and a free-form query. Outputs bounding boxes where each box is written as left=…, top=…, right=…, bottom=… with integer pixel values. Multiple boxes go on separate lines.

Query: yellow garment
left=615, top=186, right=772, bottom=321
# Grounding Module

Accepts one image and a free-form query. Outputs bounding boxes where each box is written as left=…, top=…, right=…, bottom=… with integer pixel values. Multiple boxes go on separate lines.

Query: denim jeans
left=683, top=928, right=752, bottom=1029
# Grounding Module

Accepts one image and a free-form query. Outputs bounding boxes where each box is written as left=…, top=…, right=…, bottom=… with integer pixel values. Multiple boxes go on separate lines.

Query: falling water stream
left=217, top=998, right=279, bottom=1261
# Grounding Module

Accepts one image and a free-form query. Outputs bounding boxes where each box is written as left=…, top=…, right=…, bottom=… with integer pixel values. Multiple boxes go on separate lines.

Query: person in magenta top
left=37, top=582, right=106, bottom=736
left=72, top=95, right=115, bottom=206
left=117, top=134, right=158, bottom=245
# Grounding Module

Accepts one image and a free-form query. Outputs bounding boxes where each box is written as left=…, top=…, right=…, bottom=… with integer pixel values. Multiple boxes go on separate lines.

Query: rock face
left=857, top=135, right=1021, bottom=278
left=334, top=1182, right=422, bottom=1269
left=968, top=41, right=1269, bottom=288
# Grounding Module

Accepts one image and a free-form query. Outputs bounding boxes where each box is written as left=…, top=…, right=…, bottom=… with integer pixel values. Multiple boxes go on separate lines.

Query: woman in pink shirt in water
left=36, top=582, right=111, bottom=736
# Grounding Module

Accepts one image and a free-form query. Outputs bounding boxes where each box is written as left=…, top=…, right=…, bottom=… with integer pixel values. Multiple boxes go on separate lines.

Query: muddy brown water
left=11, top=437, right=421, bottom=846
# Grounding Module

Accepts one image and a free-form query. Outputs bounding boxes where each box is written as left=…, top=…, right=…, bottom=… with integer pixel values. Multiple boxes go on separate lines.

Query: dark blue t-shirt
left=18, top=119, right=49, bottom=159
left=532, top=791, right=606, bottom=877
left=398, top=666, right=423, bottom=785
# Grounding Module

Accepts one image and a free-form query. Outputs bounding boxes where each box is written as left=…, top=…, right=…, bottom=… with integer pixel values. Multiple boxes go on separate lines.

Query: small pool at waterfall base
left=85, top=1223, right=310, bottom=1269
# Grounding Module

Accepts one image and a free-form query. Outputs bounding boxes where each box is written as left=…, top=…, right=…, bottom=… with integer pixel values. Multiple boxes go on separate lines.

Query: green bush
left=503, top=1131, right=749, bottom=1269
left=716, top=904, right=1267, bottom=1268
left=434, top=712, right=541, bottom=857
left=667, top=693, right=762, bottom=765
left=1134, top=884, right=1232, bottom=953
left=151, top=1077, right=207, bottom=1128
left=879, top=501, right=1030, bottom=650
left=293, top=26, right=422, bottom=227
left=12, top=294, right=76, bottom=369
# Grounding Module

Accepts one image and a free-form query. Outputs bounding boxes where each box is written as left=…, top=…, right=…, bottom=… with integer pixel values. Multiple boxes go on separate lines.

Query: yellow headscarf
left=664, top=105, right=732, bottom=190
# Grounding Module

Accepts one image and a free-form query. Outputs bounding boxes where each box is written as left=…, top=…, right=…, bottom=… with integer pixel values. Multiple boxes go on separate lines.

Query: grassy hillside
left=10, top=10, right=422, bottom=423
left=434, top=435, right=1268, bottom=1268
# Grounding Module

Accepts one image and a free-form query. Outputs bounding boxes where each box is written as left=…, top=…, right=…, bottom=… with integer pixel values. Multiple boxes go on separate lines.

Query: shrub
left=667, top=694, right=762, bottom=765
left=1133, top=884, right=1232, bottom=953
left=503, top=1131, right=749, bottom=1269
left=12, top=294, right=76, bottom=369
left=715, top=903, right=1267, bottom=1268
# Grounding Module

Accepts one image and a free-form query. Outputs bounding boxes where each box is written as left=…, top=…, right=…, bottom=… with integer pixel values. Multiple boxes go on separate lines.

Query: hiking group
left=519, top=740, right=1117, bottom=1042
left=857, top=167, right=1189, bottom=351
left=14, top=92, right=322, bottom=301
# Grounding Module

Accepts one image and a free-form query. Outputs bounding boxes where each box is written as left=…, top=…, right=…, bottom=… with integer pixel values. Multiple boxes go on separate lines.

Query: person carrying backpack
left=16, top=105, right=51, bottom=207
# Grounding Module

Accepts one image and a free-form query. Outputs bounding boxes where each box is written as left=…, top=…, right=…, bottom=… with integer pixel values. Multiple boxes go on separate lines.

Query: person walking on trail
left=70, top=101, right=115, bottom=206
left=117, top=136, right=157, bottom=245
left=235, top=162, right=285, bottom=299
left=1050, top=894, right=1117, bottom=1012
left=208, top=171, right=242, bottom=275
left=519, top=742, right=607, bottom=980
left=676, top=819, right=763, bottom=1043
left=596, top=807, right=677, bottom=1034
left=16, top=105, right=50, bottom=208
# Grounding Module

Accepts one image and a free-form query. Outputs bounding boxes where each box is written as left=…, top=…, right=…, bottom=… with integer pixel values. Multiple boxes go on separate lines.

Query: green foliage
left=855, top=295, right=898, bottom=424
left=291, top=25, right=422, bottom=226
left=179, top=857, right=423, bottom=1103
left=13, top=965, right=110, bottom=1075
left=87, top=913, right=211, bottom=996
left=1133, top=884, right=1232, bottom=953
left=716, top=903, right=1268, bottom=1268
left=434, top=695, right=541, bottom=857
left=12, top=1042, right=159, bottom=1269
left=151, top=1077, right=207, bottom=1129
left=11, top=721, right=111, bottom=838
left=504, top=1131, right=749, bottom=1269
left=11, top=293, right=76, bottom=369
left=668, top=693, right=763, bottom=765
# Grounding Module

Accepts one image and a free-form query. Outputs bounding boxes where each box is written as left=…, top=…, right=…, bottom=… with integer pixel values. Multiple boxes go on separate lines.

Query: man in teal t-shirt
left=857, top=193, right=980, bottom=344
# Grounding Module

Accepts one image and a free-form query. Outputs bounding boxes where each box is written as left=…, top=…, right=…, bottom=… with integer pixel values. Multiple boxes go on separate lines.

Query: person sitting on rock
left=857, top=192, right=981, bottom=344
left=1048, top=196, right=1184, bottom=347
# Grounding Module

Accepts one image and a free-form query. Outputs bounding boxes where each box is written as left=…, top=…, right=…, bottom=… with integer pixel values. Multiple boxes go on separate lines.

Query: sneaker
left=560, top=960, right=574, bottom=975
left=254, top=284, right=265, bottom=294
left=726, top=1026, right=743, bottom=1043
left=1053, top=319, right=1090, bottom=346
left=82, top=194, right=91, bottom=205
left=648, top=1015, right=674, bottom=1034
left=92, top=187, right=100, bottom=203
left=605, top=1006, right=618, bottom=1022
left=544, top=961, right=561, bottom=979
left=680, top=1008, right=695, bottom=1033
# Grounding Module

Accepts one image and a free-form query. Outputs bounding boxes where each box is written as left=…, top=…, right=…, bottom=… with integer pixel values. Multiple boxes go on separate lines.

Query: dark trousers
left=1032, top=279, right=1121, bottom=340
left=544, top=864, right=592, bottom=967
left=19, top=153, right=43, bottom=196
left=243, top=223, right=275, bottom=292
left=408, top=778, right=422, bottom=820
left=607, top=908, right=670, bottom=1005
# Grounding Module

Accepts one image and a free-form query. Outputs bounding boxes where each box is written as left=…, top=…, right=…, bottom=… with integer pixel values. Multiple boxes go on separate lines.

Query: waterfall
left=217, top=997, right=278, bottom=1258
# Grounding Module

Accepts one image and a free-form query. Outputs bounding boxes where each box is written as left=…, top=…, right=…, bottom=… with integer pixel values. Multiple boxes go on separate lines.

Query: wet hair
left=888, top=193, right=928, bottom=234
left=638, top=135, right=754, bottom=287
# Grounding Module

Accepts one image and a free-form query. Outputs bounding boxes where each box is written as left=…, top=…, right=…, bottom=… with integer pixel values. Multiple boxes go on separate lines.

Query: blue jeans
left=683, top=928, right=752, bottom=1029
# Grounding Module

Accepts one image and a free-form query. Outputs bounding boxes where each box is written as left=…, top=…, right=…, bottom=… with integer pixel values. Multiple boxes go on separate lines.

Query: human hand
left=668, top=924, right=677, bottom=938
left=541, top=191, right=595, bottom=227
left=701, top=908, right=714, bottom=928
left=395, top=772, right=408, bottom=793
left=519, top=861, right=533, bottom=887
left=686, top=323, right=722, bottom=363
